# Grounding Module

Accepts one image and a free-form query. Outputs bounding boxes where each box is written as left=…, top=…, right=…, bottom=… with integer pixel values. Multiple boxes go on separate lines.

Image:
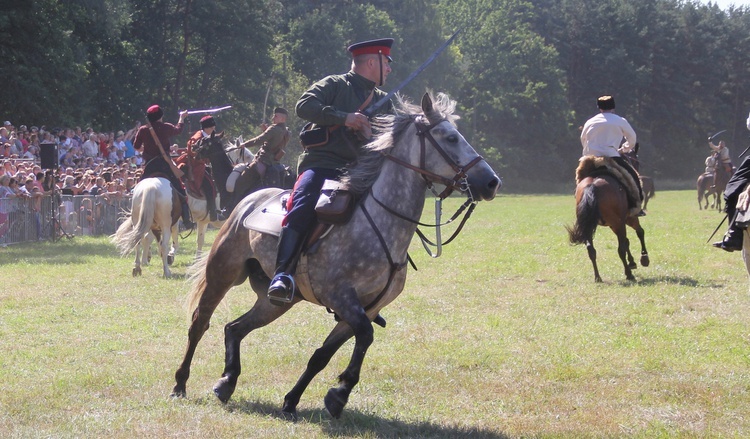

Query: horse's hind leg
left=212, top=298, right=294, bottom=404
left=172, top=238, right=254, bottom=398
left=281, top=322, right=355, bottom=420
left=615, top=227, right=635, bottom=281
left=585, top=240, right=603, bottom=283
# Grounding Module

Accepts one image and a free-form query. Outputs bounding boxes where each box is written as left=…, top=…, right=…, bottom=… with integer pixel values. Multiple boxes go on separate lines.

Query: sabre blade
left=186, top=105, right=232, bottom=115
left=362, top=28, right=463, bottom=117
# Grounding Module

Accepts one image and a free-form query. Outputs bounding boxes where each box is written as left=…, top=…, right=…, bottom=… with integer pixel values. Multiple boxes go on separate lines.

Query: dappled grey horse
left=170, top=93, right=500, bottom=419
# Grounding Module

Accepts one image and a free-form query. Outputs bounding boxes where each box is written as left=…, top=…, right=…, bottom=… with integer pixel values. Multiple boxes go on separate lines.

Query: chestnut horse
left=567, top=157, right=650, bottom=282
left=697, top=158, right=733, bottom=211
left=169, top=93, right=500, bottom=419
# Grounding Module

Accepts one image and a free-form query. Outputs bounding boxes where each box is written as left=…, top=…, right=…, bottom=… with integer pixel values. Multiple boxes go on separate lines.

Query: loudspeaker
left=40, top=143, right=58, bottom=169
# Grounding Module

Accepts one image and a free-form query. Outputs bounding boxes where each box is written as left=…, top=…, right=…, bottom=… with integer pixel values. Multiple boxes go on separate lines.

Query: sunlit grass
left=1, top=190, right=749, bottom=438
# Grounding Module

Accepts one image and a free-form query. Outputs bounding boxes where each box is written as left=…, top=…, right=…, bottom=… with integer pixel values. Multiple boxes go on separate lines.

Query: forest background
left=2, top=0, right=749, bottom=191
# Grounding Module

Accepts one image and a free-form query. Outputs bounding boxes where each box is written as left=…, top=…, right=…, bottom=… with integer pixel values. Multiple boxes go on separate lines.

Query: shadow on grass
left=0, top=239, right=116, bottom=264
left=618, top=276, right=716, bottom=288
left=0, top=239, right=198, bottom=276
left=200, top=397, right=510, bottom=438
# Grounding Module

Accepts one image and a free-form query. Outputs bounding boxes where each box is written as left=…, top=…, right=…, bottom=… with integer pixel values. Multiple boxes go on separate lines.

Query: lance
left=362, top=27, right=463, bottom=117
left=186, top=105, right=232, bottom=115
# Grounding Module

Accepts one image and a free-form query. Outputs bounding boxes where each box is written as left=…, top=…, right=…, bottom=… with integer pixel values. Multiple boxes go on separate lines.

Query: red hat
left=347, top=38, right=394, bottom=62
left=146, top=105, right=164, bottom=122
left=200, top=115, right=216, bottom=129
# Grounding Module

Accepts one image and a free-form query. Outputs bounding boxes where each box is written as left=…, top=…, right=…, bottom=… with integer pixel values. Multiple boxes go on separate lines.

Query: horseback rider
left=708, top=140, right=732, bottom=188
left=713, top=114, right=750, bottom=251
left=240, top=107, right=291, bottom=186
left=266, top=37, right=396, bottom=305
left=580, top=95, right=646, bottom=217
left=182, top=115, right=225, bottom=222
left=705, top=151, right=718, bottom=178
left=133, top=105, right=195, bottom=230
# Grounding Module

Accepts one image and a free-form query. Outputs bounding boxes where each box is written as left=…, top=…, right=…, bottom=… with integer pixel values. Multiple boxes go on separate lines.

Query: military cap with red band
left=347, top=38, right=394, bottom=62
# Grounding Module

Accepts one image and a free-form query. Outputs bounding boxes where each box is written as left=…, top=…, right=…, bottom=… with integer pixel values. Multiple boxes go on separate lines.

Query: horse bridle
left=382, top=116, right=484, bottom=199
left=357, top=117, right=485, bottom=313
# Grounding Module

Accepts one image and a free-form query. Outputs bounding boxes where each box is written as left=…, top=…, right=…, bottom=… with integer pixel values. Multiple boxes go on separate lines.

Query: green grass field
left=1, top=190, right=749, bottom=438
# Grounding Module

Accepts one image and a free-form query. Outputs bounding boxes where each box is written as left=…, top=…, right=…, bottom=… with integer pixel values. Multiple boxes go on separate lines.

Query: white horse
left=224, top=137, right=254, bottom=165
left=112, top=177, right=177, bottom=278
left=138, top=184, right=229, bottom=266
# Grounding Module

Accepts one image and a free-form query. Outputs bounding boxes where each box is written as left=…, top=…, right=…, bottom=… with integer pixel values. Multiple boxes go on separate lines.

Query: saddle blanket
left=242, top=189, right=290, bottom=236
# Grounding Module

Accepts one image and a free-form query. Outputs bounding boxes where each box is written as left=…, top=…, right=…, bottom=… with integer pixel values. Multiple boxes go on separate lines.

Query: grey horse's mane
left=341, top=93, right=459, bottom=195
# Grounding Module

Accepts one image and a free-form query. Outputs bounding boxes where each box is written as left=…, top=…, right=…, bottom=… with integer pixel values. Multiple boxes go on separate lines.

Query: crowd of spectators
left=0, top=119, right=146, bottom=201
left=0, top=119, right=151, bottom=241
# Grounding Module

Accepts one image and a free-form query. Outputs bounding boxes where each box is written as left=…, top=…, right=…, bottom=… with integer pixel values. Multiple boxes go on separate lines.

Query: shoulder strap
left=147, top=121, right=184, bottom=179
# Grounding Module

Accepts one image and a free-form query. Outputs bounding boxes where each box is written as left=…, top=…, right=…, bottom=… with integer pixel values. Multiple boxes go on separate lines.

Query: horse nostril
left=490, top=176, right=502, bottom=189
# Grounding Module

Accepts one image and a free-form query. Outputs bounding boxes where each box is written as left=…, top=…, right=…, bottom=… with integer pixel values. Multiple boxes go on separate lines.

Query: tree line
left=2, top=0, right=749, bottom=190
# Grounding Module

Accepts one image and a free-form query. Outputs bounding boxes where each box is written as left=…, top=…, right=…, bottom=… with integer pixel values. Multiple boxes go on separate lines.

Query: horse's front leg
left=195, top=221, right=206, bottom=257
left=321, top=294, right=374, bottom=419
left=281, top=322, right=354, bottom=420
left=626, top=217, right=649, bottom=267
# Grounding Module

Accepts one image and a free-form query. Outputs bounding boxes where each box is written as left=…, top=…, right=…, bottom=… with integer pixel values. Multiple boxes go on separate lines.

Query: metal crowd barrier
left=0, top=194, right=132, bottom=246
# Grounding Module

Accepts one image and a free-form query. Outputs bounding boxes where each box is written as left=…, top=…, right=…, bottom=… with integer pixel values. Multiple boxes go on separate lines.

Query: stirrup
left=268, top=273, right=296, bottom=305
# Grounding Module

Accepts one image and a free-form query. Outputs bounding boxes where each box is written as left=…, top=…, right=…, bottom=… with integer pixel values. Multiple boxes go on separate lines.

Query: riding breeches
left=283, top=168, right=342, bottom=233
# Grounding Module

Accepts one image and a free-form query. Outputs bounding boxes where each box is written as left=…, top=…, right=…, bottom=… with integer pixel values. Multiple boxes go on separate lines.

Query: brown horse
left=640, top=176, right=655, bottom=209
left=567, top=158, right=650, bottom=282
left=697, top=159, right=733, bottom=211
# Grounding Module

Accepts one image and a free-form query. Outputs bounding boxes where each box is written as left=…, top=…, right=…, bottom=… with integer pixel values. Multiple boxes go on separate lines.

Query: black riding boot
left=205, top=191, right=225, bottom=222
left=267, top=227, right=306, bottom=306
left=180, top=197, right=195, bottom=230
left=714, top=207, right=744, bottom=252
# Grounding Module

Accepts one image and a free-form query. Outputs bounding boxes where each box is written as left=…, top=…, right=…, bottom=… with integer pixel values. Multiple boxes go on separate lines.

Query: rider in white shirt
left=580, top=95, right=645, bottom=216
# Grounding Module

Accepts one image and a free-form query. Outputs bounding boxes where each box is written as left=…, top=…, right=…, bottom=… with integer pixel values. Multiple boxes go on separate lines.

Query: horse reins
left=382, top=117, right=483, bottom=198
left=357, top=117, right=485, bottom=313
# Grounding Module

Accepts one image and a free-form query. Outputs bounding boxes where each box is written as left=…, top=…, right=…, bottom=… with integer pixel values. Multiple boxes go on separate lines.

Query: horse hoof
left=213, top=376, right=235, bottom=404
left=640, top=255, right=650, bottom=267
left=279, top=407, right=298, bottom=422
left=628, top=261, right=637, bottom=269
left=324, top=387, right=348, bottom=419
left=170, top=386, right=186, bottom=399
left=595, top=277, right=603, bottom=283
left=626, top=274, right=636, bottom=281
left=167, top=254, right=174, bottom=266
left=132, top=267, right=141, bottom=277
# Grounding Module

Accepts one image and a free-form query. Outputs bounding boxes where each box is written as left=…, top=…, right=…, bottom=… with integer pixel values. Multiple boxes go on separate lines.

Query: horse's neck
left=209, top=152, right=234, bottom=186
left=364, top=135, right=429, bottom=248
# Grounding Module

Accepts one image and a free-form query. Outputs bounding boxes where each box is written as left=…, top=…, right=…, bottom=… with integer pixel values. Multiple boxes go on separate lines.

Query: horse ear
left=421, top=92, right=441, bottom=124
left=216, top=131, right=225, bottom=139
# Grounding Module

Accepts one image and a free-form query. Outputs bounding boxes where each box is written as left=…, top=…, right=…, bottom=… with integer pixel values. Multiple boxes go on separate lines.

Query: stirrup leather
left=268, top=274, right=296, bottom=304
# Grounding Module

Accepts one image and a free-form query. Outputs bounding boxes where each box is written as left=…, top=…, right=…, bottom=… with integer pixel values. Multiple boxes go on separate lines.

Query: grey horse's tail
left=185, top=250, right=210, bottom=317
left=567, top=184, right=599, bottom=245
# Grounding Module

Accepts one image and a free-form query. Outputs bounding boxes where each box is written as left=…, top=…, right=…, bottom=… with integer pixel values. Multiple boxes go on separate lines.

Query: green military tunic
left=243, top=122, right=290, bottom=165
left=295, top=70, right=394, bottom=173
